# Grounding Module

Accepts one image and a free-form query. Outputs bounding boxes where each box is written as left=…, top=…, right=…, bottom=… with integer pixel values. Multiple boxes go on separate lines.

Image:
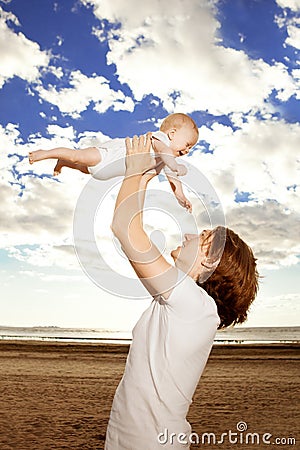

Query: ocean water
left=0, top=326, right=299, bottom=344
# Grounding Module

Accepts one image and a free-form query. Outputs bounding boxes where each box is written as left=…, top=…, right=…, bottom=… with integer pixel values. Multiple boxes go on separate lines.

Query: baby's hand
left=175, top=163, right=188, bottom=177
left=174, top=191, right=192, bottom=213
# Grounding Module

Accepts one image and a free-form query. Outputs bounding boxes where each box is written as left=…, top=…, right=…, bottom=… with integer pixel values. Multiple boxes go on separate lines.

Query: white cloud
left=7, top=244, right=80, bottom=270
left=0, top=177, right=76, bottom=245
left=225, top=202, right=300, bottom=269
left=275, top=4, right=300, bottom=52
left=77, top=130, right=111, bottom=148
left=36, top=70, right=135, bottom=118
left=245, top=291, right=300, bottom=327
left=56, top=35, right=63, bottom=47
left=47, top=124, right=76, bottom=140
left=196, top=116, right=300, bottom=210
left=47, top=65, right=64, bottom=79
left=276, top=0, right=300, bottom=11
left=286, top=18, right=300, bottom=49
left=0, top=122, right=113, bottom=271
left=92, top=24, right=107, bottom=43
left=0, top=122, right=88, bottom=249
left=84, top=0, right=297, bottom=115
left=0, top=6, right=50, bottom=88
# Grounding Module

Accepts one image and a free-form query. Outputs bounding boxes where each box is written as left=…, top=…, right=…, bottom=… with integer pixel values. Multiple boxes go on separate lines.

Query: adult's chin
left=170, top=250, right=176, bottom=261
left=170, top=247, right=180, bottom=261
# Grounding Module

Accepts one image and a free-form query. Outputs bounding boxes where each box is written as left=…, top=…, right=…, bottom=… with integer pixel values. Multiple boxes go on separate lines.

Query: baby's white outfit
left=87, top=131, right=171, bottom=180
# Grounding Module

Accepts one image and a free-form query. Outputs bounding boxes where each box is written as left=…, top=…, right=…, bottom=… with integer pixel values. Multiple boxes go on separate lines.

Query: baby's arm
left=151, top=137, right=187, bottom=176
left=165, top=172, right=192, bottom=213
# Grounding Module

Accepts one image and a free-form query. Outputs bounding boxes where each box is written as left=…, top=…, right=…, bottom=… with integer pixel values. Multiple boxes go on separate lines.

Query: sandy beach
left=0, top=341, right=298, bottom=450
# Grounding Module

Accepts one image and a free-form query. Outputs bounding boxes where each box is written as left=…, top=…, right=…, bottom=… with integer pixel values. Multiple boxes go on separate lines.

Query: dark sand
left=0, top=341, right=299, bottom=449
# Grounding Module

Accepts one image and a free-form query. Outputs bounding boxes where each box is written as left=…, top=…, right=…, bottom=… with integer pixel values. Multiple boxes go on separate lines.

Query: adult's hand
left=125, top=133, right=156, bottom=177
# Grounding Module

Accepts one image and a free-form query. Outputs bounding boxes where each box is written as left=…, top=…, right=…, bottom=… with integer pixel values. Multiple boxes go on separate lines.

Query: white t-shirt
left=105, top=270, right=220, bottom=450
left=87, top=131, right=171, bottom=181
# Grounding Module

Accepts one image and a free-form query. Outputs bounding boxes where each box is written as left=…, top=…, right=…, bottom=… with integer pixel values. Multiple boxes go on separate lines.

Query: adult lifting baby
left=29, top=116, right=258, bottom=449
left=104, top=133, right=259, bottom=449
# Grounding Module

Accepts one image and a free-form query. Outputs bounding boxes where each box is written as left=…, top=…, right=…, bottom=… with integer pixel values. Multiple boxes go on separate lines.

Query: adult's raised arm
left=111, top=134, right=178, bottom=299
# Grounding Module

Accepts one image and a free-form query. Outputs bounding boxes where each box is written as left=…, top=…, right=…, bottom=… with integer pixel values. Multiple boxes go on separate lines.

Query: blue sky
left=0, top=0, right=299, bottom=329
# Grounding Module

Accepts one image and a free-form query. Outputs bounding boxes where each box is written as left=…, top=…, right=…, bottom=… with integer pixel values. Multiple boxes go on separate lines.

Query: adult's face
left=171, top=230, right=213, bottom=280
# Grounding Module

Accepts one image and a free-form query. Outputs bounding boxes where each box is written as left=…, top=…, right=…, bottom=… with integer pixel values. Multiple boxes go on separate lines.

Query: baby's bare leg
left=29, top=147, right=101, bottom=167
left=53, top=159, right=89, bottom=176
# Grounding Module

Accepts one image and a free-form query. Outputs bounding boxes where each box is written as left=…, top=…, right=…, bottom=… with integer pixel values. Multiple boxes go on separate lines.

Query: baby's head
left=160, top=113, right=199, bottom=156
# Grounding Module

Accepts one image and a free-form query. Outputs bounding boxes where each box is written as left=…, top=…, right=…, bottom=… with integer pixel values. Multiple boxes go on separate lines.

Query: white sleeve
left=165, top=270, right=220, bottom=325
left=151, top=130, right=170, bottom=147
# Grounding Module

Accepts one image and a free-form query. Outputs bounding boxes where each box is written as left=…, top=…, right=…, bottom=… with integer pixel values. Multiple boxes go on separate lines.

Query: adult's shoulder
left=165, top=270, right=220, bottom=325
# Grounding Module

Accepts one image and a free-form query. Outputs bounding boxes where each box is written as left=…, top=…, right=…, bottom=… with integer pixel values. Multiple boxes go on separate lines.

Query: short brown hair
left=198, top=226, right=259, bottom=329
left=160, top=113, right=199, bottom=141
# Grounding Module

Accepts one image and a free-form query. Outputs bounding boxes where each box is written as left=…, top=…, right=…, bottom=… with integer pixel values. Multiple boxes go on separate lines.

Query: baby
left=29, top=113, right=199, bottom=212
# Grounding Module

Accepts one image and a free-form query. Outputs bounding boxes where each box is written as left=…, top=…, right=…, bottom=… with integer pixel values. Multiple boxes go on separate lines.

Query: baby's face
left=169, top=126, right=198, bottom=157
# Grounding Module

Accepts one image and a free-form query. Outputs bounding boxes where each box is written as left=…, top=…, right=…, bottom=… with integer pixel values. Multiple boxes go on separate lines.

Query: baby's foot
left=53, top=159, right=64, bottom=176
left=28, top=150, right=47, bottom=164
